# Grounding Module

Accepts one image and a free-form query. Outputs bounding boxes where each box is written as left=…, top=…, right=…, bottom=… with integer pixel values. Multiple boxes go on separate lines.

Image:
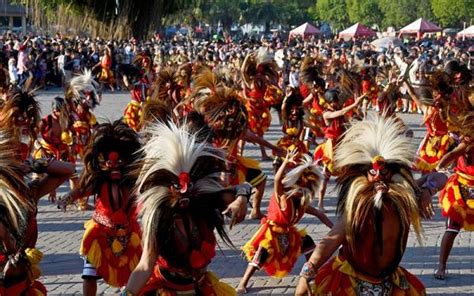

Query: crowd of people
left=0, top=28, right=472, bottom=296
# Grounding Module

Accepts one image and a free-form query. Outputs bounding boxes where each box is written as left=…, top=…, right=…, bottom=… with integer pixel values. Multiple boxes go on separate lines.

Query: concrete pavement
left=33, top=90, right=474, bottom=295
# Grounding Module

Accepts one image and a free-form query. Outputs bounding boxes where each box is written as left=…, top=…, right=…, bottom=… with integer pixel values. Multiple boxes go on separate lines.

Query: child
left=237, top=150, right=333, bottom=294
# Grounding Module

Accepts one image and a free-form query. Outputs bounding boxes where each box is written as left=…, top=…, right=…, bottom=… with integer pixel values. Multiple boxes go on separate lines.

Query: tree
left=378, top=0, right=419, bottom=28
left=314, top=0, right=349, bottom=31
left=346, top=0, right=383, bottom=27
left=18, top=0, right=196, bottom=39
left=431, top=0, right=473, bottom=27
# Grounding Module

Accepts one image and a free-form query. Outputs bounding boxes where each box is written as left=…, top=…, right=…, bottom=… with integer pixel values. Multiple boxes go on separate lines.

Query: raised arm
left=274, top=149, right=298, bottom=198
left=323, top=93, right=364, bottom=120
left=404, top=81, right=428, bottom=114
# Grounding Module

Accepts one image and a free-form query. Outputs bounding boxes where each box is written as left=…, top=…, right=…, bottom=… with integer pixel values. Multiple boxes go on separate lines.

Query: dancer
left=405, top=79, right=454, bottom=174
left=238, top=152, right=333, bottom=294
left=273, top=87, right=307, bottom=173
left=123, top=121, right=252, bottom=295
left=435, top=112, right=474, bottom=280
left=241, top=48, right=282, bottom=160
left=296, top=115, right=432, bottom=296
left=193, top=68, right=282, bottom=219
left=57, top=120, right=142, bottom=295
left=313, top=89, right=365, bottom=211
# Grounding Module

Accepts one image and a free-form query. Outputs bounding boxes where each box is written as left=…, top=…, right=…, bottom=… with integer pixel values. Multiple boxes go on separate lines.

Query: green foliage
left=315, top=0, right=349, bottom=31
left=431, top=0, right=473, bottom=27
left=346, top=0, right=383, bottom=26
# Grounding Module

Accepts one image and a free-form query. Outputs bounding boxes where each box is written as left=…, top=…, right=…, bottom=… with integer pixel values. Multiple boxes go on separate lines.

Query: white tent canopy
left=458, top=25, right=474, bottom=38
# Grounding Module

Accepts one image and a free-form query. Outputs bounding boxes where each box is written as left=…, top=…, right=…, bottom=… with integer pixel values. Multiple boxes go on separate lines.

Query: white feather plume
left=256, top=47, right=274, bottom=65
left=137, top=120, right=225, bottom=194
left=282, top=154, right=322, bottom=202
left=334, top=114, right=415, bottom=170
left=69, top=69, right=100, bottom=102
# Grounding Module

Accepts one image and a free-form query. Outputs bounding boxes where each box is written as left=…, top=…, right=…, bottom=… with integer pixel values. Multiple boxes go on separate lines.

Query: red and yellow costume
left=71, top=111, right=97, bottom=158
left=313, top=254, right=425, bottom=296
left=123, top=73, right=151, bottom=131
left=416, top=107, right=454, bottom=173
left=215, top=138, right=265, bottom=187
left=140, top=223, right=233, bottom=295
left=243, top=194, right=307, bottom=278
left=244, top=84, right=281, bottom=136
left=300, top=84, right=326, bottom=138
left=33, top=115, right=74, bottom=162
left=80, top=184, right=142, bottom=287
left=439, top=156, right=474, bottom=230
left=98, top=52, right=114, bottom=84
left=313, top=117, right=345, bottom=173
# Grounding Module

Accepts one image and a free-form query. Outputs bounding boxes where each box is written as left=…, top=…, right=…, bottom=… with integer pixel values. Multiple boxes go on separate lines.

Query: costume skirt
left=312, top=255, right=425, bottom=295
left=439, top=172, right=474, bottom=230
left=80, top=219, right=142, bottom=287
left=242, top=218, right=305, bottom=278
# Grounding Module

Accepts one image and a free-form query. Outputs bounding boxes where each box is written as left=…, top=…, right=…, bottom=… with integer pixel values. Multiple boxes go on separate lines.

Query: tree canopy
left=18, top=0, right=474, bottom=38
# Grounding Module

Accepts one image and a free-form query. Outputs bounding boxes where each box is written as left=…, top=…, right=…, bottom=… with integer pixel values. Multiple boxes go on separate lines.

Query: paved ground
left=33, top=90, right=474, bottom=295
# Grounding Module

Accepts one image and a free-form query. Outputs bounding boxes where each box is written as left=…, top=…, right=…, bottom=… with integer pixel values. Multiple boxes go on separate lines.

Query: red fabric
left=94, top=184, right=136, bottom=225
left=323, top=117, right=344, bottom=140
left=425, top=108, right=448, bottom=136
left=266, top=193, right=305, bottom=227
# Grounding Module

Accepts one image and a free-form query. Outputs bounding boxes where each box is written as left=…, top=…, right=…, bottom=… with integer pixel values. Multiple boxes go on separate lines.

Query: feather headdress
left=0, top=131, right=33, bottom=239
left=79, top=120, right=141, bottom=195
left=67, top=69, right=101, bottom=108
left=241, top=47, right=279, bottom=88
left=0, top=89, right=40, bottom=160
left=152, top=66, right=182, bottom=107
left=192, top=68, right=248, bottom=142
left=138, top=99, right=172, bottom=131
left=136, top=121, right=229, bottom=259
left=334, top=114, right=422, bottom=254
left=300, top=57, right=322, bottom=87
left=282, top=154, right=322, bottom=206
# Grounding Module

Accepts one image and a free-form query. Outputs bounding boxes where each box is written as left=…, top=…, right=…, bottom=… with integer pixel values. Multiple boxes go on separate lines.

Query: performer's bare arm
left=416, top=172, right=448, bottom=219
left=305, top=206, right=333, bottom=228
left=29, top=160, right=75, bottom=201
left=274, top=150, right=297, bottom=199
left=404, top=81, right=428, bottom=114
left=323, top=94, right=364, bottom=120
left=302, top=92, right=314, bottom=105
left=243, top=130, right=283, bottom=156
left=437, top=142, right=467, bottom=170
left=295, top=218, right=345, bottom=296
left=221, top=183, right=253, bottom=228
left=57, top=185, right=94, bottom=211
left=124, top=244, right=157, bottom=295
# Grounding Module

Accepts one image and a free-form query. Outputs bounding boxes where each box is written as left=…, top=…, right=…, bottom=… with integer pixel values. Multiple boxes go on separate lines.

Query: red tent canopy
left=399, top=18, right=441, bottom=35
left=289, top=22, right=320, bottom=39
left=338, top=23, right=376, bottom=39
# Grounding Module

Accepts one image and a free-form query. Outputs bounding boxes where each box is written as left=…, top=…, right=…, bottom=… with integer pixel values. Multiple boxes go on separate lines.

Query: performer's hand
left=295, top=277, right=313, bottom=296
left=56, top=194, right=71, bottom=212
left=285, top=148, right=298, bottom=165
left=222, top=196, right=247, bottom=229
left=419, top=189, right=435, bottom=220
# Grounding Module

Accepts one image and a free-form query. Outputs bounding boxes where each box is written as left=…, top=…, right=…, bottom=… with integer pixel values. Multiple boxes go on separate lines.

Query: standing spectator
left=8, top=55, right=18, bottom=86
left=17, top=38, right=30, bottom=87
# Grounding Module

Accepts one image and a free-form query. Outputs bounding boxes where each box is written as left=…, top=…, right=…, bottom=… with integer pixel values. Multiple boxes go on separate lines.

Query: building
left=0, top=0, right=27, bottom=34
